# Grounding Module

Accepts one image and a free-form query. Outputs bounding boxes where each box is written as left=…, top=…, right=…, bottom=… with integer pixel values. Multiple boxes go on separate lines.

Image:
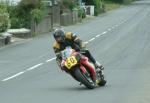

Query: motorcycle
left=60, top=46, right=106, bottom=89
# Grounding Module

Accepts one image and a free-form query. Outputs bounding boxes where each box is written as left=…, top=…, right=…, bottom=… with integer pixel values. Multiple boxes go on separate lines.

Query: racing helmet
left=53, top=29, right=65, bottom=43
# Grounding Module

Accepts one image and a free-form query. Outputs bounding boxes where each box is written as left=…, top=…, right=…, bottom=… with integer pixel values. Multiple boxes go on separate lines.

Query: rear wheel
left=74, top=68, right=95, bottom=89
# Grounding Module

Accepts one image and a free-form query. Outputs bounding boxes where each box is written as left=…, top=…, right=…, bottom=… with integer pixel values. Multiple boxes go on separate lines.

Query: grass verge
left=104, top=1, right=121, bottom=11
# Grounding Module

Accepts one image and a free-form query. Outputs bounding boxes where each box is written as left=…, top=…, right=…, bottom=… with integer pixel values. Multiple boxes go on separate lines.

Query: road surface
left=0, top=0, right=150, bottom=103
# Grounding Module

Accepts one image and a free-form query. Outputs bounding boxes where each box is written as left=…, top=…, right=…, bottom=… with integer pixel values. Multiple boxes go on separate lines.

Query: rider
left=52, top=29, right=104, bottom=72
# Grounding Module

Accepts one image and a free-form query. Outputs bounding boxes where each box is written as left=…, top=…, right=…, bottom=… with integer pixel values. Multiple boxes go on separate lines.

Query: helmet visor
left=55, top=36, right=63, bottom=42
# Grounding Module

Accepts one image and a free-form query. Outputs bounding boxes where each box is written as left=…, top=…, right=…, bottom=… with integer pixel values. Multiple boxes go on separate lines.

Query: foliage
left=30, top=8, right=43, bottom=24
left=7, top=0, right=45, bottom=29
left=82, top=0, right=93, bottom=5
left=123, top=0, right=134, bottom=4
left=0, top=13, right=10, bottom=32
left=83, top=0, right=105, bottom=16
left=15, top=0, right=41, bottom=28
left=93, top=0, right=101, bottom=16
left=104, top=0, right=123, bottom=3
left=77, top=7, right=86, bottom=18
left=104, top=0, right=135, bottom=4
left=18, top=0, right=41, bottom=9
left=104, top=1, right=120, bottom=11
left=0, top=3, right=10, bottom=32
left=7, top=5, right=19, bottom=28
left=0, top=2, right=7, bottom=12
left=60, top=0, right=77, bottom=12
left=84, top=0, right=134, bottom=16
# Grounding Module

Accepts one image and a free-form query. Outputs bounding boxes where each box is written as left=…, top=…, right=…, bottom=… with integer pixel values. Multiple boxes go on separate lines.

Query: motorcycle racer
left=52, top=29, right=104, bottom=71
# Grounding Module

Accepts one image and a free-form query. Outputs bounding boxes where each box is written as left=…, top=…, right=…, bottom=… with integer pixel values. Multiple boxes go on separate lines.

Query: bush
left=123, top=0, right=134, bottom=4
left=77, top=7, right=86, bottom=18
left=104, top=1, right=120, bottom=11
left=30, top=8, right=44, bottom=24
left=18, top=0, right=41, bottom=9
left=83, top=0, right=104, bottom=16
left=104, top=0, right=135, bottom=4
left=60, top=0, right=77, bottom=12
left=0, top=13, right=10, bottom=32
left=93, top=0, right=105, bottom=16
left=8, top=0, right=45, bottom=29
left=0, top=4, right=10, bottom=32
left=15, top=0, right=40, bottom=28
left=105, top=0, right=123, bottom=3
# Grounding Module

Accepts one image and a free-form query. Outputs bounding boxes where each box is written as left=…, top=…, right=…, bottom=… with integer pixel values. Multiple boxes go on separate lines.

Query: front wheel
left=74, top=68, right=95, bottom=89
left=97, top=71, right=107, bottom=86
left=98, top=79, right=107, bottom=86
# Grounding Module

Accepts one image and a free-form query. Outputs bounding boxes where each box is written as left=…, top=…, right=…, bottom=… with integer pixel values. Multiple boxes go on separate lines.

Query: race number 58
left=65, top=56, right=77, bottom=69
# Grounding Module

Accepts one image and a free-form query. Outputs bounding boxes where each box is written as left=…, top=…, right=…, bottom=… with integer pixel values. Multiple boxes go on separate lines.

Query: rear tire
left=74, top=68, right=95, bottom=89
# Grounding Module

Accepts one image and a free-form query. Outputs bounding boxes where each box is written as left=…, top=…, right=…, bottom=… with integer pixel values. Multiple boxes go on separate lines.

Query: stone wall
left=60, top=10, right=79, bottom=26
left=31, top=15, right=52, bottom=35
left=0, top=37, right=5, bottom=47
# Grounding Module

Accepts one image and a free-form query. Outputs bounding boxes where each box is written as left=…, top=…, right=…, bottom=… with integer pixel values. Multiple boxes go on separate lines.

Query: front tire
left=98, top=79, right=107, bottom=86
left=74, top=68, right=95, bottom=89
left=97, top=71, right=107, bottom=86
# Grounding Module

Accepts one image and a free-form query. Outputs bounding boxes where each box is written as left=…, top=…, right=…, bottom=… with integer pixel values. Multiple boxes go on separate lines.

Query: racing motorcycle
left=60, top=46, right=106, bottom=89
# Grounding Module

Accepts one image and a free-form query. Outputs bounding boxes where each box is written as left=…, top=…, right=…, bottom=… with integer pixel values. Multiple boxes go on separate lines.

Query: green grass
left=104, top=1, right=121, bottom=11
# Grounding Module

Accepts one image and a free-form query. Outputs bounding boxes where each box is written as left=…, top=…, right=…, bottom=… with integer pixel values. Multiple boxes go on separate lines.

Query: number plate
left=65, top=56, right=77, bottom=69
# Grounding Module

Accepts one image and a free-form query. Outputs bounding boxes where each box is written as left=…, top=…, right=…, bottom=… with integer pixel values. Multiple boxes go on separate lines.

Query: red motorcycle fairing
left=61, top=49, right=96, bottom=82
left=79, top=56, right=96, bottom=81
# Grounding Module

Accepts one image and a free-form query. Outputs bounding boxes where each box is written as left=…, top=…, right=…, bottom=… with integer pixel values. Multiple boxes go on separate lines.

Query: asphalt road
left=0, top=0, right=150, bottom=103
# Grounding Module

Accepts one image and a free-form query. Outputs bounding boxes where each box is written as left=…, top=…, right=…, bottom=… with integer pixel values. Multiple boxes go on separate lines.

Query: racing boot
left=94, top=61, right=104, bottom=72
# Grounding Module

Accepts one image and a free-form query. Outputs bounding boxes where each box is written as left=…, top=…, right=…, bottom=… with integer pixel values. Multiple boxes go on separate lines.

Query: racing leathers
left=53, top=32, right=98, bottom=70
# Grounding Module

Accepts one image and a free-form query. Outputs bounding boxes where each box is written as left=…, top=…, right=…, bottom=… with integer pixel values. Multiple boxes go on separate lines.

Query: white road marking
left=89, top=38, right=95, bottom=42
left=2, top=71, right=25, bottom=81
left=85, top=41, right=89, bottom=44
left=96, top=31, right=107, bottom=37
left=1, top=63, right=44, bottom=81
left=27, top=63, right=43, bottom=71
left=102, top=31, right=107, bottom=35
left=46, top=57, right=56, bottom=62
left=120, top=21, right=125, bottom=24
left=111, top=26, right=115, bottom=29
left=96, top=35, right=100, bottom=38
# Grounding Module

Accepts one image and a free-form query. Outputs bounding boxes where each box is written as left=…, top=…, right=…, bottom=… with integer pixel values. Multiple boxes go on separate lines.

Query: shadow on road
left=48, top=85, right=107, bottom=92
